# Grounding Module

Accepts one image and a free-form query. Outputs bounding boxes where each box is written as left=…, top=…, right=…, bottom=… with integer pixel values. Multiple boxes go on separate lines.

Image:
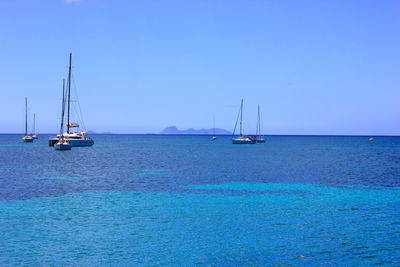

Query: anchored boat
left=49, top=53, right=94, bottom=147
left=22, top=97, right=33, bottom=143
left=212, top=116, right=217, bottom=140
left=232, top=99, right=256, bottom=144
left=256, top=104, right=266, bottom=143
left=55, top=79, right=72, bottom=151
left=31, top=113, right=38, bottom=139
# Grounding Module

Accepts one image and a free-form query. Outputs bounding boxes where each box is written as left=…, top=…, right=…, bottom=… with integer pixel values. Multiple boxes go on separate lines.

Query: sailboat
left=22, top=97, right=33, bottom=143
left=31, top=113, right=38, bottom=139
left=49, top=53, right=94, bottom=147
left=212, top=116, right=216, bottom=140
left=232, top=99, right=256, bottom=144
left=55, top=80, right=72, bottom=150
left=256, top=104, right=266, bottom=143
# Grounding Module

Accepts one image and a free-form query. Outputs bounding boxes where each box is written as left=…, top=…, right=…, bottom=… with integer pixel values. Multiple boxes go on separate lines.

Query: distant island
left=87, top=131, right=113, bottom=134
left=161, top=126, right=231, bottom=135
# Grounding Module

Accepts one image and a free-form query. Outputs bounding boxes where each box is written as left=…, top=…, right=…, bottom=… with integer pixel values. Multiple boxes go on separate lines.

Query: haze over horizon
left=1, top=0, right=399, bottom=135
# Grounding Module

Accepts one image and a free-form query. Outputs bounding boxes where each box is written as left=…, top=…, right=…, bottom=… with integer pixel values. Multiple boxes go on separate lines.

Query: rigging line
left=60, top=80, right=65, bottom=136
left=73, top=74, right=87, bottom=131
left=31, top=113, right=35, bottom=134
left=71, top=73, right=82, bottom=124
left=71, top=102, right=85, bottom=131
left=256, top=106, right=258, bottom=136
left=60, top=83, right=63, bottom=134
left=71, top=72, right=87, bottom=131
left=71, top=103, right=80, bottom=124
left=240, top=99, right=243, bottom=136
left=257, top=105, right=260, bottom=136
left=232, top=105, right=241, bottom=138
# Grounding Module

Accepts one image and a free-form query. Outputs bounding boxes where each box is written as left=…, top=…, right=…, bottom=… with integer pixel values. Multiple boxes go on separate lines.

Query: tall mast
left=240, top=99, right=243, bottom=136
left=257, top=104, right=260, bottom=137
left=67, top=53, right=72, bottom=134
left=213, top=116, right=215, bottom=136
left=25, top=97, right=28, bottom=136
left=60, top=79, right=65, bottom=136
left=33, top=113, right=36, bottom=134
left=259, top=105, right=263, bottom=137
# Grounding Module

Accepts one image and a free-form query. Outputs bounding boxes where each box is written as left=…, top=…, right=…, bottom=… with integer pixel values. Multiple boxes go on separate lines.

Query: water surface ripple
left=0, top=135, right=399, bottom=265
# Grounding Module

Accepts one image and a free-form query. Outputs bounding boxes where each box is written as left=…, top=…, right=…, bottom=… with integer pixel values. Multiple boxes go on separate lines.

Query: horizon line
left=1, top=133, right=399, bottom=137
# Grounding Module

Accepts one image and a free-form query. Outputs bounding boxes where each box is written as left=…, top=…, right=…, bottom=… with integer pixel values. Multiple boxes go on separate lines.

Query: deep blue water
left=0, top=134, right=399, bottom=265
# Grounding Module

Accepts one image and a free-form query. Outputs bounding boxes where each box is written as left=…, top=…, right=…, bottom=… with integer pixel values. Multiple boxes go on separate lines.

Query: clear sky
left=1, top=0, right=399, bottom=135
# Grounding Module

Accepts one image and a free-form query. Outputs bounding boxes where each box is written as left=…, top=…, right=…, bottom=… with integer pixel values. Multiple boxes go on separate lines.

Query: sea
left=0, top=134, right=399, bottom=266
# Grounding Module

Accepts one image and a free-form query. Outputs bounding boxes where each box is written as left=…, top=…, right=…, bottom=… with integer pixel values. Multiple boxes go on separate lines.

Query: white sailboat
left=31, top=113, right=38, bottom=139
left=55, top=79, right=72, bottom=150
left=22, top=97, right=33, bottom=143
left=49, top=53, right=94, bottom=147
left=232, top=99, right=256, bottom=144
left=256, top=104, right=266, bottom=143
left=212, top=116, right=216, bottom=140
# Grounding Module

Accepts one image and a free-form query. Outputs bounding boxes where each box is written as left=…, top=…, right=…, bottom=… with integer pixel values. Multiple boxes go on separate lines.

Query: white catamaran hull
left=49, top=137, right=93, bottom=147
left=22, top=136, right=33, bottom=142
left=232, top=137, right=256, bottom=144
left=55, top=142, right=72, bottom=150
left=69, top=139, right=94, bottom=146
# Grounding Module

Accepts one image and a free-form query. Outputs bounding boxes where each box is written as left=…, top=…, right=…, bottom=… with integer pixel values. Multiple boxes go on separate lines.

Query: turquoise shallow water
left=0, top=135, right=399, bottom=265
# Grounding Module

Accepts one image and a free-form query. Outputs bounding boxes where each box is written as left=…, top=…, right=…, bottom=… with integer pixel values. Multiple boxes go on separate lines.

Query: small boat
left=256, top=104, right=266, bottom=143
left=232, top=135, right=256, bottom=144
left=31, top=113, right=38, bottom=139
left=212, top=116, right=217, bottom=140
left=22, top=135, right=33, bottom=142
left=232, top=99, right=256, bottom=144
left=22, top=97, right=33, bottom=143
left=49, top=53, right=94, bottom=147
left=55, top=139, right=71, bottom=150
left=256, top=137, right=266, bottom=143
left=55, top=79, right=72, bottom=151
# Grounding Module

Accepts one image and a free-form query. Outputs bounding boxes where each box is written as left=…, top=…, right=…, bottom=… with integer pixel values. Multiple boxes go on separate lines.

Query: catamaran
left=55, top=79, right=72, bottom=150
left=22, top=97, right=33, bottom=143
left=31, top=113, right=38, bottom=139
left=232, top=99, right=256, bottom=144
left=256, top=104, right=266, bottom=143
left=49, top=53, right=94, bottom=147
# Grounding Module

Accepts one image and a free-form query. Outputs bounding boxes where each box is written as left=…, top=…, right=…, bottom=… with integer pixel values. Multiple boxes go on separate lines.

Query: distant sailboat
left=232, top=99, right=256, bottom=144
left=49, top=53, right=94, bottom=147
left=22, top=97, right=33, bottom=143
left=256, top=104, right=266, bottom=143
left=31, top=113, right=38, bottom=139
left=55, top=79, right=72, bottom=150
left=212, top=116, right=216, bottom=140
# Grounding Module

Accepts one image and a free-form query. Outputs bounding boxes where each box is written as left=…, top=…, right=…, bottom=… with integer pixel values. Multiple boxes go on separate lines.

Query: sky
left=0, top=0, right=399, bottom=135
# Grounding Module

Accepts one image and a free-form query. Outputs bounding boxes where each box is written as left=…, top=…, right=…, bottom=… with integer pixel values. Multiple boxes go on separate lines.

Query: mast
left=67, top=53, right=72, bottom=134
left=213, top=116, right=215, bottom=136
left=232, top=104, right=241, bottom=138
left=33, top=113, right=36, bottom=134
left=25, top=97, right=28, bottom=136
left=240, top=99, right=243, bottom=136
left=60, top=79, right=65, bottom=137
left=257, top=104, right=260, bottom=137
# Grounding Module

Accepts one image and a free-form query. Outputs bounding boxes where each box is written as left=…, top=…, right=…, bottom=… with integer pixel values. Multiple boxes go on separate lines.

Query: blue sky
left=0, top=0, right=399, bottom=135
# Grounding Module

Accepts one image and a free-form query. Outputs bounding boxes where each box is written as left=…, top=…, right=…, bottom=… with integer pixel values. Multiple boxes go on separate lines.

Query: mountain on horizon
left=86, top=130, right=113, bottom=134
left=160, top=126, right=231, bottom=135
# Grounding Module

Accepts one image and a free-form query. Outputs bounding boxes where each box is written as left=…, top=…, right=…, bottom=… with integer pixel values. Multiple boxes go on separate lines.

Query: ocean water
left=0, top=134, right=399, bottom=265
